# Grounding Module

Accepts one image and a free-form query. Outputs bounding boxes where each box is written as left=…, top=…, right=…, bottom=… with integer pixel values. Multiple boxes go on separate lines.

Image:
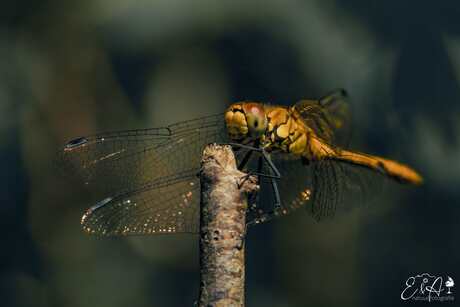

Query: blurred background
left=1, top=1, right=459, bottom=306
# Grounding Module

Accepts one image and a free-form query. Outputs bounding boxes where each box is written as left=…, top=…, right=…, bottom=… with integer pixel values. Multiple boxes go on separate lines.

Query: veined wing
left=308, top=158, right=387, bottom=220
left=58, top=114, right=226, bottom=196
left=270, top=153, right=314, bottom=217
left=245, top=151, right=386, bottom=224
left=294, top=89, right=351, bottom=147
left=241, top=152, right=314, bottom=224
left=59, top=114, right=227, bottom=236
left=81, top=170, right=201, bottom=235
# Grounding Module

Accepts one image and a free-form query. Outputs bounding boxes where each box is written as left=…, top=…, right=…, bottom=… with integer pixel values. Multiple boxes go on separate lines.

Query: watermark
left=401, top=273, right=455, bottom=302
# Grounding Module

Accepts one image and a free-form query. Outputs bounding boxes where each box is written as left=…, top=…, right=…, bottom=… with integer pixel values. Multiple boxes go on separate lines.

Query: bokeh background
left=1, top=1, right=459, bottom=306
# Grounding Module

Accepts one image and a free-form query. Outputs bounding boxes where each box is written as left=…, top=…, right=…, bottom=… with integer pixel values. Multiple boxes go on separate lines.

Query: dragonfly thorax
left=225, top=102, right=268, bottom=142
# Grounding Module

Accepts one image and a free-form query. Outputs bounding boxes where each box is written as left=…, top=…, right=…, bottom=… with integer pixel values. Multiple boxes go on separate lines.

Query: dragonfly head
left=225, top=102, right=268, bottom=141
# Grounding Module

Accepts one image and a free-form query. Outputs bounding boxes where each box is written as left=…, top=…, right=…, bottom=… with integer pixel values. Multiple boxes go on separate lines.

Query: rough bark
left=198, top=144, right=258, bottom=307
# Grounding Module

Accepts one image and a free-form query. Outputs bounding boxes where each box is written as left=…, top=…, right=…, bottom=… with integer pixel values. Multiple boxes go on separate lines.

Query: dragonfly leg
left=271, top=177, right=281, bottom=210
left=243, top=152, right=285, bottom=228
left=220, top=142, right=285, bottom=225
left=246, top=210, right=278, bottom=227
left=260, top=151, right=282, bottom=210
left=245, top=192, right=284, bottom=228
left=215, top=142, right=258, bottom=169
left=227, top=142, right=264, bottom=152
left=237, top=147, right=254, bottom=170
left=233, top=144, right=283, bottom=210
left=225, top=142, right=282, bottom=179
left=239, top=154, right=278, bottom=233
left=247, top=156, right=263, bottom=212
left=261, top=150, right=281, bottom=178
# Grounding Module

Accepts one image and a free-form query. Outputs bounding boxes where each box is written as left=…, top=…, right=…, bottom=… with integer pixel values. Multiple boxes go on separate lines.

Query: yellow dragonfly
left=59, top=89, right=422, bottom=236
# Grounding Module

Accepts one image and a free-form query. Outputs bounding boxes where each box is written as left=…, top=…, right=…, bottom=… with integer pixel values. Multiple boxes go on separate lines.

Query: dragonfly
left=59, top=89, right=422, bottom=236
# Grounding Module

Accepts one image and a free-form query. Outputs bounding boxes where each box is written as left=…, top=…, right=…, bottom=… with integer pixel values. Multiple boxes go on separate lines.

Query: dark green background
left=1, top=1, right=459, bottom=306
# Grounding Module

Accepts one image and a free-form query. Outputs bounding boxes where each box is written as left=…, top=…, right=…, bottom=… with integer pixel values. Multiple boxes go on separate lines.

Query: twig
left=198, top=144, right=258, bottom=307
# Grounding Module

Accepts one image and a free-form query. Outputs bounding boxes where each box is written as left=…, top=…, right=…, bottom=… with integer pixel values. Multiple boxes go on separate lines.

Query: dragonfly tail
left=333, top=149, right=423, bottom=185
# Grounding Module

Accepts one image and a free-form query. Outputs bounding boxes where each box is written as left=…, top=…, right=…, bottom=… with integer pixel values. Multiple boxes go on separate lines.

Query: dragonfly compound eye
left=225, top=104, right=249, bottom=140
left=243, top=103, right=267, bottom=138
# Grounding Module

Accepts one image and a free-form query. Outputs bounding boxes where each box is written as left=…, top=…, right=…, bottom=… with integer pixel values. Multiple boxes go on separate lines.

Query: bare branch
left=198, top=144, right=258, bottom=307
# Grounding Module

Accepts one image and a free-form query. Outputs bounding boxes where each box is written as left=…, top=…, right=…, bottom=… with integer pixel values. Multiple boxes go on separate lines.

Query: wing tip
left=81, top=197, right=113, bottom=227
left=64, top=137, right=88, bottom=151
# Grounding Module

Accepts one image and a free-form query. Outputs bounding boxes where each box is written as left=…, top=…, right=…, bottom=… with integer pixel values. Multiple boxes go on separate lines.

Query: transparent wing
left=58, top=114, right=225, bottom=196
left=242, top=152, right=314, bottom=224
left=294, top=89, right=351, bottom=147
left=309, top=159, right=386, bottom=221
left=58, top=114, right=228, bottom=235
left=81, top=172, right=200, bottom=235
left=243, top=152, right=386, bottom=224
left=271, top=154, right=314, bottom=217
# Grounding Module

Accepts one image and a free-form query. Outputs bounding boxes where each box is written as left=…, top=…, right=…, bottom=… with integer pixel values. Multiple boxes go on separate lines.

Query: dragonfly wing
left=59, top=114, right=227, bottom=235
left=309, top=159, right=387, bottom=220
left=245, top=152, right=386, bottom=223
left=81, top=172, right=200, bottom=235
left=58, top=114, right=226, bottom=196
left=273, top=155, right=314, bottom=215
left=294, top=89, right=351, bottom=147
left=244, top=152, right=314, bottom=224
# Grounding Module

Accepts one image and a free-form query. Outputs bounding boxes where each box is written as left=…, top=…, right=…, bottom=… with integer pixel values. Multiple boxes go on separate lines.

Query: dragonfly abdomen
left=332, top=150, right=423, bottom=184
left=307, top=133, right=422, bottom=184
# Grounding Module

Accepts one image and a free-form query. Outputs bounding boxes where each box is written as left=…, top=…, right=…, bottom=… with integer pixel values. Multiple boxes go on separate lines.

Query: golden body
left=225, top=101, right=422, bottom=185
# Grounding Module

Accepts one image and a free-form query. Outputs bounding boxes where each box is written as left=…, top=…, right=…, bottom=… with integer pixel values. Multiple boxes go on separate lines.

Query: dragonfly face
left=225, top=102, right=268, bottom=142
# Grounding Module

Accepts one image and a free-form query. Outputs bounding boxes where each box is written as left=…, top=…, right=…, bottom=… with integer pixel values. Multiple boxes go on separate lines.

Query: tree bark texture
left=198, top=144, right=258, bottom=307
